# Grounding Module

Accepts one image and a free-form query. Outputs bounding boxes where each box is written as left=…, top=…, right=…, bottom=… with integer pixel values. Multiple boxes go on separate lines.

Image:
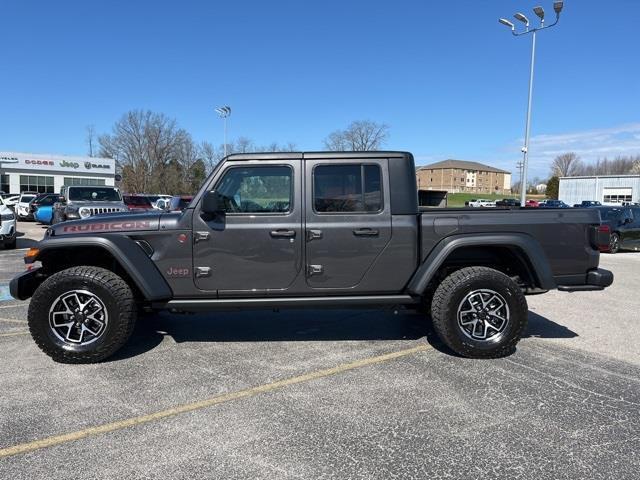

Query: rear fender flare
left=407, top=233, right=556, bottom=294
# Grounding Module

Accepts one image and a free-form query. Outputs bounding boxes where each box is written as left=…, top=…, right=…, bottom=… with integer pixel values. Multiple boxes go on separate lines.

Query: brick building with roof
left=416, top=159, right=512, bottom=195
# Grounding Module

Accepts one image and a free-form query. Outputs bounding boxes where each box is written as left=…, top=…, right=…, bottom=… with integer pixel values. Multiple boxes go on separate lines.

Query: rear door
left=192, top=159, right=303, bottom=295
left=304, top=158, right=392, bottom=290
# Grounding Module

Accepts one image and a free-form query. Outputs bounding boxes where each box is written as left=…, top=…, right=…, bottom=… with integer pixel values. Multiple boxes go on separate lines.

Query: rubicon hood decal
left=52, top=212, right=162, bottom=235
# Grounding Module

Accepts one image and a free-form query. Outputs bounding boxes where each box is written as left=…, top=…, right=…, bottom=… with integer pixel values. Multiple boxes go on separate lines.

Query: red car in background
left=525, top=200, right=540, bottom=208
left=168, top=195, right=193, bottom=212
left=123, top=195, right=153, bottom=211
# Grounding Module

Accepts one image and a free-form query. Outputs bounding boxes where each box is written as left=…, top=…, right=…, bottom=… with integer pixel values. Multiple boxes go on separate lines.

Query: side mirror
left=201, top=190, right=224, bottom=215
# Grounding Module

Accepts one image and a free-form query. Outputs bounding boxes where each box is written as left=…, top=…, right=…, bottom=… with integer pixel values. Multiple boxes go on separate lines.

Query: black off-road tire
left=28, top=266, right=137, bottom=363
left=430, top=266, right=528, bottom=359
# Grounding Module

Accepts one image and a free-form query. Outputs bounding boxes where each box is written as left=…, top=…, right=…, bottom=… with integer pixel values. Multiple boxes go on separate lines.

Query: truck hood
left=67, top=200, right=126, bottom=207
left=50, top=210, right=163, bottom=236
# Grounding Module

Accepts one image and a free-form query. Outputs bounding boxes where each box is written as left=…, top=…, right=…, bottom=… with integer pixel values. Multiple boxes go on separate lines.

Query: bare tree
left=323, top=120, right=389, bottom=151
left=551, top=152, right=582, bottom=177
left=99, top=110, right=197, bottom=194
left=85, top=125, right=96, bottom=157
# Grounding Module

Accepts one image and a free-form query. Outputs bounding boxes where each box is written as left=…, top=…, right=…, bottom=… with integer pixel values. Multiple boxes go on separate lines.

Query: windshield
left=68, top=187, right=121, bottom=202
left=601, top=208, right=622, bottom=221
left=21, top=195, right=36, bottom=203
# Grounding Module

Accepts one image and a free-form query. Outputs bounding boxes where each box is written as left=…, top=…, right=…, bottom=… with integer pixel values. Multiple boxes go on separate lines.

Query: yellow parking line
left=0, top=343, right=430, bottom=458
left=0, top=330, right=29, bottom=337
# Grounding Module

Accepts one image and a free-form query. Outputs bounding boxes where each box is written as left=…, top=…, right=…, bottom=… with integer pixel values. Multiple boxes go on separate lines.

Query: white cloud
left=504, top=123, right=640, bottom=178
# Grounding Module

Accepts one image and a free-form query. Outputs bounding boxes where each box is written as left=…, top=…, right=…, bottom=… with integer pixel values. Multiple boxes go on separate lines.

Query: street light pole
left=215, top=106, right=231, bottom=158
left=499, top=1, right=564, bottom=206
left=521, top=29, right=536, bottom=206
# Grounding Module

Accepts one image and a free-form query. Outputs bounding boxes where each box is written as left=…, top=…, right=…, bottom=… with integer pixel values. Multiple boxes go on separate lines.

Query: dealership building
left=0, top=152, right=115, bottom=195
left=559, top=175, right=640, bottom=206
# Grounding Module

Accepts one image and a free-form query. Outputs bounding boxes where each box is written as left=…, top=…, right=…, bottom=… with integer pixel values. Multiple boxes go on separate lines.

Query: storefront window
left=63, top=177, right=106, bottom=186
left=19, top=175, right=54, bottom=193
left=0, top=174, right=8, bottom=193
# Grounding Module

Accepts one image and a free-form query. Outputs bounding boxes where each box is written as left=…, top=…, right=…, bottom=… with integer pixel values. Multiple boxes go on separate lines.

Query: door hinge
left=307, top=264, right=324, bottom=276
left=194, top=231, right=210, bottom=243
left=195, top=266, right=212, bottom=278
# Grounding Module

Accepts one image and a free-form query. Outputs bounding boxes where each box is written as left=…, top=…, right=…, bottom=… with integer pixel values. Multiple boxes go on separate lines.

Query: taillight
left=595, top=224, right=611, bottom=252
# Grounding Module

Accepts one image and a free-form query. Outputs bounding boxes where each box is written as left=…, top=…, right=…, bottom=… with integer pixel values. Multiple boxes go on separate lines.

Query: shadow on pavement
left=525, top=311, right=578, bottom=339
left=111, top=307, right=577, bottom=361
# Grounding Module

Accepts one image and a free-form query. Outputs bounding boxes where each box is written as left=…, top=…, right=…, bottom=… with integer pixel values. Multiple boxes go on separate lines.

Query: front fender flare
left=29, top=235, right=172, bottom=301
left=407, top=233, right=556, bottom=295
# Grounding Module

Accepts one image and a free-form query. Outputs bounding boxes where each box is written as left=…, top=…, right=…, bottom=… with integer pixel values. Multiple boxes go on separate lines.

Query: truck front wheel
left=430, top=267, right=528, bottom=358
left=28, top=266, right=137, bottom=363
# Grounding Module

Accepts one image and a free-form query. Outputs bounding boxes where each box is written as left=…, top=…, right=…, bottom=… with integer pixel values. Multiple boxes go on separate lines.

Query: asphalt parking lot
left=1, top=219, right=639, bottom=479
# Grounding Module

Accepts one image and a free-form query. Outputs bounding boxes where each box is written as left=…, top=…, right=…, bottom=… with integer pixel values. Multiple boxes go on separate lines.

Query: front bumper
left=10, top=267, right=43, bottom=300
left=557, top=268, right=614, bottom=292
left=0, top=220, right=16, bottom=242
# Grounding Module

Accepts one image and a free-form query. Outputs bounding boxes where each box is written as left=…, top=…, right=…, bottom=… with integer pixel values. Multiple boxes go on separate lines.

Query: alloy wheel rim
left=610, top=235, right=619, bottom=252
left=457, top=289, right=510, bottom=341
left=49, top=290, right=108, bottom=345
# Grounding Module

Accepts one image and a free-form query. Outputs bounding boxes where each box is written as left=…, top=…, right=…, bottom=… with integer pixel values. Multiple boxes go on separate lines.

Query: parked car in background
left=16, top=192, right=38, bottom=220
left=123, top=195, right=154, bottom=211
left=0, top=196, right=17, bottom=249
left=52, top=186, right=127, bottom=223
left=525, top=200, right=540, bottom=208
left=466, top=199, right=496, bottom=208
left=574, top=201, right=602, bottom=208
left=539, top=200, right=570, bottom=209
left=167, top=195, right=194, bottom=212
left=145, top=194, right=173, bottom=209
left=2, top=194, right=20, bottom=211
left=32, top=194, right=61, bottom=225
left=496, top=198, right=520, bottom=208
left=29, top=193, right=60, bottom=219
left=597, top=206, right=640, bottom=253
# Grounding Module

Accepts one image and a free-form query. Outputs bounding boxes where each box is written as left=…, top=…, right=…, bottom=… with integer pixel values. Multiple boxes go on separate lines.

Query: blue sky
left=1, top=0, right=639, bottom=180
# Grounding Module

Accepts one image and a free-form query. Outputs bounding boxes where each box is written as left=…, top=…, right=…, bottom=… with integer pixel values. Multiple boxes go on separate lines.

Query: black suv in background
left=496, top=198, right=520, bottom=208
left=598, top=206, right=640, bottom=253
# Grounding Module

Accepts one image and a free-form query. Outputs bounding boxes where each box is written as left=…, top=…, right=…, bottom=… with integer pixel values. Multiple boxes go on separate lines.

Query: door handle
left=353, top=228, right=379, bottom=237
left=270, top=229, right=296, bottom=238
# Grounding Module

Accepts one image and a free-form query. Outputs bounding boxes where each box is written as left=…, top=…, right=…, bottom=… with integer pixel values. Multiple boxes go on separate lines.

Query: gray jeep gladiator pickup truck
left=11, top=151, right=613, bottom=363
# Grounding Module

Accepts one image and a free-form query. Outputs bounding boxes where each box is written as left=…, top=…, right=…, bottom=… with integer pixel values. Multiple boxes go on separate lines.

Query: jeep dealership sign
left=0, top=152, right=114, bottom=174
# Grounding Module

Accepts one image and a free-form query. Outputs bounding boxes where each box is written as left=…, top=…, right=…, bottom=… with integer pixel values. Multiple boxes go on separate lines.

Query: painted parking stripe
left=0, top=343, right=430, bottom=458
left=0, top=330, right=29, bottom=337
left=0, top=318, right=26, bottom=324
left=0, top=286, right=12, bottom=302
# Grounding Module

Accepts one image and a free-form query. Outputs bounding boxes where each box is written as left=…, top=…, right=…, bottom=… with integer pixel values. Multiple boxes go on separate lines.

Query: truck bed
left=419, top=207, right=601, bottom=286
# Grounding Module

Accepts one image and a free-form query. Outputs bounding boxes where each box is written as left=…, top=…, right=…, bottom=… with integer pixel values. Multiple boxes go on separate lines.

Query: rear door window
left=313, top=164, right=382, bottom=213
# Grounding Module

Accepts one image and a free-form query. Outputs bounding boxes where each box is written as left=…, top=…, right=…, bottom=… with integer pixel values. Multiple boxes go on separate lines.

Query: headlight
left=1, top=212, right=15, bottom=221
left=79, top=207, right=91, bottom=218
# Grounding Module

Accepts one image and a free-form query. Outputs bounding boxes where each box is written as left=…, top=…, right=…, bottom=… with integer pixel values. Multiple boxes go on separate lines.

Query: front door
left=192, top=160, right=303, bottom=294
left=304, top=158, right=392, bottom=291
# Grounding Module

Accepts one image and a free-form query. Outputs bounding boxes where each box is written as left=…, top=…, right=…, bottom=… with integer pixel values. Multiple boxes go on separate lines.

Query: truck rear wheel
left=28, top=266, right=137, bottom=363
left=430, top=267, right=528, bottom=358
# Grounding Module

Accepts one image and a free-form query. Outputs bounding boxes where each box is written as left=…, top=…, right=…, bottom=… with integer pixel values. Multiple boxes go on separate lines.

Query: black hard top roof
left=225, top=151, right=412, bottom=161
